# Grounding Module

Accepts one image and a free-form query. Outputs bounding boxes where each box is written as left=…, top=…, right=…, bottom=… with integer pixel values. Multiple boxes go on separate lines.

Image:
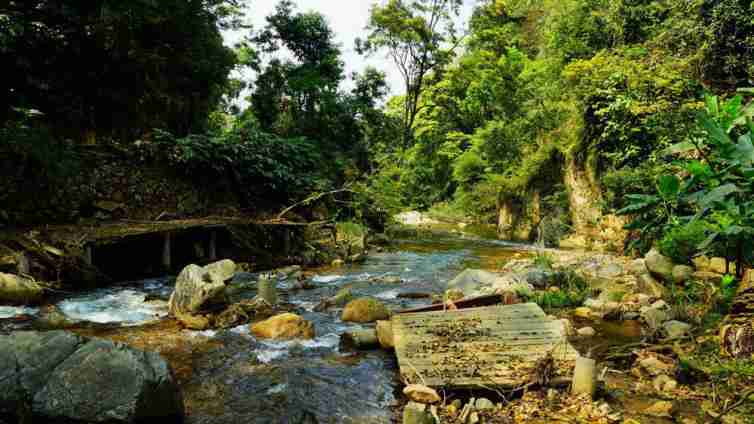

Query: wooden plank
left=392, top=303, right=577, bottom=389
left=397, top=293, right=510, bottom=314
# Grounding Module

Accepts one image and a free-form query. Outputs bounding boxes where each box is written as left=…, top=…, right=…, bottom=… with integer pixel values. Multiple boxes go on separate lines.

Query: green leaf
left=658, top=175, right=681, bottom=199
left=705, top=95, right=720, bottom=117
left=735, top=133, right=754, bottom=165
left=663, top=141, right=697, bottom=155
left=698, top=232, right=719, bottom=251
left=700, top=113, right=732, bottom=146
left=697, top=184, right=739, bottom=209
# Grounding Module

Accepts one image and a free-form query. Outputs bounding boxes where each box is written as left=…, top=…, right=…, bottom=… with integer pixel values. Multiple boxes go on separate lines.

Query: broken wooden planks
left=397, top=293, right=514, bottom=314
left=391, top=303, right=578, bottom=389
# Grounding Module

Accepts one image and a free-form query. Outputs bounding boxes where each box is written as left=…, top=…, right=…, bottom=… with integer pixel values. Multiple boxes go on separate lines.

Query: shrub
left=658, top=220, right=712, bottom=264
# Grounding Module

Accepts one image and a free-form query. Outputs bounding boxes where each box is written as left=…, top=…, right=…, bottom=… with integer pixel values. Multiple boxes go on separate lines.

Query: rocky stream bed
left=0, top=225, right=751, bottom=423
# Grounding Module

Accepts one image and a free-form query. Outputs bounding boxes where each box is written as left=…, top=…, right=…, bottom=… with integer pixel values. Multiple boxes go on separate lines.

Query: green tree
left=1, top=0, right=240, bottom=140
left=357, top=0, right=463, bottom=148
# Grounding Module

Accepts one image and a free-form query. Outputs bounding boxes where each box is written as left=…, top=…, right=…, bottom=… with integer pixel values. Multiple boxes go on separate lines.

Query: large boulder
left=251, top=313, right=315, bottom=340
left=447, top=269, right=531, bottom=297
left=0, top=331, right=182, bottom=423
left=0, top=272, right=43, bottom=304
left=342, top=298, right=390, bottom=323
left=168, top=260, right=236, bottom=316
left=645, top=249, right=674, bottom=283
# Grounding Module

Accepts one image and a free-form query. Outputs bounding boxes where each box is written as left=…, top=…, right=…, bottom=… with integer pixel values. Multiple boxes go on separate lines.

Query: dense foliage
left=3, top=0, right=754, bottom=248
left=1, top=0, right=240, bottom=140
left=620, top=93, right=754, bottom=273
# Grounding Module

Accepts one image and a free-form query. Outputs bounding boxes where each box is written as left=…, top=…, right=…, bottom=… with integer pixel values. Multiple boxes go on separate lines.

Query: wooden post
left=209, top=231, right=217, bottom=261
left=83, top=245, right=93, bottom=267
left=162, top=233, right=172, bottom=271
left=283, top=229, right=291, bottom=256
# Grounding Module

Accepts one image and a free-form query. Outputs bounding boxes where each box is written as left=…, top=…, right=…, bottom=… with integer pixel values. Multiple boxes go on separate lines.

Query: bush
left=145, top=127, right=325, bottom=202
left=658, top=220, right=713, bottom=264
left=602, top=164, right=665, bottom=211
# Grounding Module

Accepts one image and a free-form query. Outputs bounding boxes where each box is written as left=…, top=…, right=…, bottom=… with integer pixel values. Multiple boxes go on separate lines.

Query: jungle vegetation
left=2, top=0, right=754, bottom=265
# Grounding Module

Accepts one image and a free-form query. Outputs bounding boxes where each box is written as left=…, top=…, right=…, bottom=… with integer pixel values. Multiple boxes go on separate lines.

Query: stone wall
left=0, top=147, right=242, bottom=227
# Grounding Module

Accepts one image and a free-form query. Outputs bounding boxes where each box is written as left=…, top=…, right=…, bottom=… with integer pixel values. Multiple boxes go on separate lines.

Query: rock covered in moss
left=341, top=298, right=390, bottom=323
left=645, top=249, right=674, bottom=283
left=168, top=260, right=236, bottom=316
left=0, top=272, right=43, bottom=304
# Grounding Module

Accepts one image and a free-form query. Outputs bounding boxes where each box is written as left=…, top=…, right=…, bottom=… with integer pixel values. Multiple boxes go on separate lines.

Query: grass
left=516, top=268, right=591, bottom=310
left=533, top=252, right=555, bottom=269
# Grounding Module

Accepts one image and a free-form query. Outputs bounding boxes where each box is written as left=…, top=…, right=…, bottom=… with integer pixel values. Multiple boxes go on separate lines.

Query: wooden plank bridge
left=392, top=303, right=578, bottom=389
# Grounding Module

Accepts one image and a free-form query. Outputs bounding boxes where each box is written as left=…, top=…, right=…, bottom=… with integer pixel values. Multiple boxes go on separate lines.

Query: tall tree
left=357, top=0, right=463, bottom=149
left=0, top=0, right=241, bottom=140
left=252, top=0, right=344, bottom=138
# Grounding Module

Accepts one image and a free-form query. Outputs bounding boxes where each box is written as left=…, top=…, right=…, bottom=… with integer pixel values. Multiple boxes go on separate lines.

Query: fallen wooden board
left=397, top=293, right=511, bottom=314
left=391, top=303, right=578, bottom=389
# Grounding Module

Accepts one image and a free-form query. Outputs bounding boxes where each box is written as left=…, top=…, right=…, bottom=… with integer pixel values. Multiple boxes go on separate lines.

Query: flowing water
left=1, top=228, right=543, bottom=423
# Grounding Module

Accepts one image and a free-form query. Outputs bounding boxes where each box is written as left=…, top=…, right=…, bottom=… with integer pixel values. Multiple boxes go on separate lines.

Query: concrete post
left=209, top=231, right=217, bottom=261
left=258, top=275, right=278, bottom=305
left=572, top=356, right=597, bottom=398
left=162, top=233, right=172, bottom=271
left=83, top=245, right=93, bottom=267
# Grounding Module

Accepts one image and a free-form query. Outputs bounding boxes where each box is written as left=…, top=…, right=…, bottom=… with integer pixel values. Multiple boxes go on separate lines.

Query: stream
left=0, top=228, right=651, bottom=423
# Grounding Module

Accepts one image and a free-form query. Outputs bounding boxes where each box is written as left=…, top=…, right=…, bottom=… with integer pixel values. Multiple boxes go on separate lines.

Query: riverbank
left=1, top=218, right=752, bottom=423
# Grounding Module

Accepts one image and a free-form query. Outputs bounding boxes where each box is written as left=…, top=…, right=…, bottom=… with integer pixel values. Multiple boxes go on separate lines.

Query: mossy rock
left=341, top=298, right=390, bottom=323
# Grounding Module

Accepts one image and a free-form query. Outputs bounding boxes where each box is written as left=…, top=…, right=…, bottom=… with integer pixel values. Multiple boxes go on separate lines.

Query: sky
left=223, top=0, right=478, bottom=98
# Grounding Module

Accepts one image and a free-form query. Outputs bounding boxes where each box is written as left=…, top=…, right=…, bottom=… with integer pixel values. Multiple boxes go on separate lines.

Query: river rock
left=448, top=269, right=533, bottom=297
left=692, top=271, right=723, bottom=284
left=251, top=313, right=315, bottom=340
left=643, top=400, right=674, bottom=418
left=342, top=298, right=390, bottom=323
left=645, top=249, right=674, bottom=283
left=652, top=374, right=678, bottom=392
left=574, top=307, right=594, bottom=319
left=597, top=262, right=624, bottom=279
left=662, top=320, right=691, bottom=340
left=640, top=306, right=668, bottom=330
left=577, top=327, right=596, bottom=337
left=0, top=272, right=43, bottom=304
left=204, top=259, right=237, bottom=282
left=709, top=257, right=728, bottom=274
left=168, top=260, right=236, bottom=316
left=175, top=311, right=212, bottom=330
left=0, top=331, right=183, bottom=423
left=403, top=401, right=433, bottom=424
left=692, top=255, right=710, bottom=271
left=403, top=385, right=440, bottom=404
left=639, top=356, right=675, bottom=376
left=672, top=265, right=694, bottom=284
left=214, top=302, right=255, bottom=329
left=628, top=259, right=649, bottom=276
left=332, top=259, right=345, bottom=267
left=376, top=320, right=394, bottom=349
left=475, top=397, right=495, bottom=410
left=525, top=269, right=558, bottom=289
left=275, top=265, right=302, bottom=279
left=637, top=273, right=666, bottom=298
